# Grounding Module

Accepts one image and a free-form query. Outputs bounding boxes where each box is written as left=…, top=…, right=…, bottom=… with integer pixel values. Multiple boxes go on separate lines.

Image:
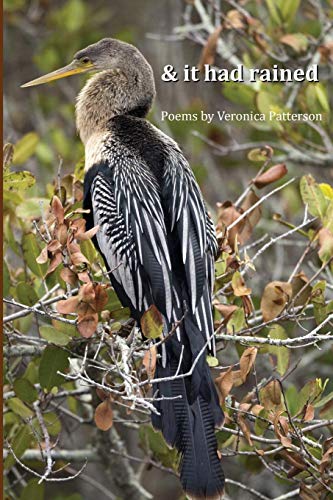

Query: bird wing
left=85, top=157, right=173, bottom=321
left=162, top=143, right=218, bottom=352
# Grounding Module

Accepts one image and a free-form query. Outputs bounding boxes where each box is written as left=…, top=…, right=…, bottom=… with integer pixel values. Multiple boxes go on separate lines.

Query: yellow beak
left=21, top=60, right=93, bottom=88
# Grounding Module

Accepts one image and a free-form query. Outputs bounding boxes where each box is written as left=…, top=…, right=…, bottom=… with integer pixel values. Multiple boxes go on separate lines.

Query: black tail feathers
left=152, top=357, right=225, bottom=500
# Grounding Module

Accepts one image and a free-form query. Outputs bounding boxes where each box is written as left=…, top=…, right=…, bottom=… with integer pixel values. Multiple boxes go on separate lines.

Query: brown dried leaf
left=47, top=239, right=62, bottom=253
left=300, top=483, right=320, bottom=500
left=213, top=303, right=238, bottom=325
left=224, top=9, right=246, bottom=30
left=291, top=272, right=312, bottom=307
left=215, top=367, right=234, bottom=404
left=60, top=267, right=77, bottom=286
left=94, top=400, right=113, bottom=431
left=231, top=271, right=252, bottom=297
left=45, top=251, right=63, bottom=276
left=51, top=195, right=64, bottom=224
left=143, top=346, right=157, bottom=379
left=260, top=380, right=282, bottom=410
left=77, top=225, right=100, bottom=241
left=260, top=281, right=292, bottom=322
left=238, top=415, right=253, bottom=445
left=96, top=388, right=109, bottom=401
left=79, top=283, right=96, bottom=303
left=320, top=445, right=333, bottom=474
left=77, top=313, right=98, bottom=338
left=273, top=411, right=292, bottom=448
left=242, top=295, right=254, bottom=316
left=71, top=251, right=89, bottom=266
left=239, top=347, right=257, bottom=382
left=57, top=295, right=79, bottom=314
left=95, top=285, right=109, bottom=312
left=303, top=404, right=315, bottom=422
left=55, top=223, right=68, bottom=246
left=77, top=271, right=91, bottom=283
left=198, top=25, right=222, bottom=71
left=36, top=246, right=48, bottom=264
left=319, top=41, right=333, bottom=63
left=318, top=227, right=333, bottom=263
left=240, top=190, right=262, bottom=241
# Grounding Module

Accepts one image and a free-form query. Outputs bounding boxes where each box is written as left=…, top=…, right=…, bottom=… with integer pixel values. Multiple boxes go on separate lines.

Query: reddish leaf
left=45, top=251, right=63, bottom=276
left=51, top=195, right=64, bottom=224
left=94, top=285, right=109, bottom=312
left=94, top=400, right=113, bottom=431
left=71, top=251, right=89, bottom=266
left=60, top=268, right=77, bottom=286
left=57, top=295, right=79, bottom=314
left=303, top=404, right=315, bottom=422
left=238, top=415, right=253, bottom=446
left=253, top=164, right=287, bottom=189
left=198, top=25, right=223, bottom=71
left=239, top=347, right=257, bottom=383
left=215, top=367, right=234, bottom=404
left=96, top=388, right=109, bottom=401
left=143, top=346, right=157, bottom=379
left=260, top=380, right=282, bottom=410
left=77, top=225, right=100, bottom=241
left=47, top=239, right=62, bottom=253
left=55, top=223, right=68, bottom=246
left=77, top=313, right=98, bottom=338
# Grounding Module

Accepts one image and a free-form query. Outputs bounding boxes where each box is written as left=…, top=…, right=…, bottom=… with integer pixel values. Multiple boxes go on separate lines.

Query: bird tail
left=152, top=356, right=225, bottom=500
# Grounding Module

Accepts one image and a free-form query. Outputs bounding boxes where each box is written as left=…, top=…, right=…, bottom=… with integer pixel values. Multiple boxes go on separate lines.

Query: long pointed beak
left=21, top=60, right=92, bottom=88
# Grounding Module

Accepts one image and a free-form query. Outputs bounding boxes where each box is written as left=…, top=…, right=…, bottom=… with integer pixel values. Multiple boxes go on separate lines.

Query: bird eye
left=81, top=57, right=90, bottom=64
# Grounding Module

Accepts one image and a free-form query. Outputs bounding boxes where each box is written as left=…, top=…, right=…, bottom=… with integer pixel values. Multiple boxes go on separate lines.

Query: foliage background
left=3, top=1, right=333, bottom=500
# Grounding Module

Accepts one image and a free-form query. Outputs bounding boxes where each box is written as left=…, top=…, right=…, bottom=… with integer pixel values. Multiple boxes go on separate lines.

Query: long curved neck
left=75, top=70, right=154, bottom=145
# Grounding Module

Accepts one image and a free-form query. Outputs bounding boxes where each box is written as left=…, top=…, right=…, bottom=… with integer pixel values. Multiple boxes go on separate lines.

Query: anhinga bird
left=22, top=38, right=225, bottom=499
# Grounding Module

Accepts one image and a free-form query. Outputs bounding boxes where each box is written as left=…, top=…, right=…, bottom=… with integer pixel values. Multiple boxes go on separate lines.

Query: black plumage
left=22, top=38, right=225, bottom=500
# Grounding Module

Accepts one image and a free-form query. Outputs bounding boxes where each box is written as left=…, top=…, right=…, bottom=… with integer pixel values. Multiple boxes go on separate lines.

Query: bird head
left=21, top=38, right=155, bottom=89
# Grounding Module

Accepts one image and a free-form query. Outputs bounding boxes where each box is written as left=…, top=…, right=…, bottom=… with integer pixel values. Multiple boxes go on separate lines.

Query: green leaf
left=314, top=83, right=330, bottom=113
left=140, top=305, right=164, bottom=339
left=254, top=408, right=270, bottom=435
left=248, top=148, right=269, bottom=162
left=227, top=308, right=245, bottom=334
left=4, top=425, right=32, bottom=469
left=3, top=170, right=36, bottom=192
left=32, top=411, right=61, bottom=437
left=16, top=198, right=50, bottom=220
left=265, top=0, right=281, bottom=23
left=3, top=260, right=10, bottom=296
left=267, top=325, right=290, bottom=375
left=206, top=355, right=219, bottom=367
left=311, top=281, right=327, bottom=325
left=300, top=175, right=328, bottom=219
left=281, top=0, right=300, bottom=24
left=13, top=378, right=38, bottom=404
left=12, top=132, right=39, bottom=164
left=223, top=82, right=255, bottom=107
left=20, top=479, right=45, bottom=500
left=23, top=233, right=47, bottom=278
left=314, top=391, right=333, bottom=408
left=40, top=325, right=72, bottom=346
left=80, top=239, right=98, bottom=265
left=7, top=398, right=33, bottom=419
left=39, top=346, right=70, bottom=391
left=16, top=282, right=39, bottom=306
